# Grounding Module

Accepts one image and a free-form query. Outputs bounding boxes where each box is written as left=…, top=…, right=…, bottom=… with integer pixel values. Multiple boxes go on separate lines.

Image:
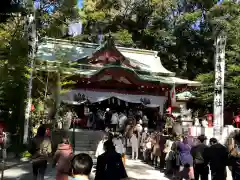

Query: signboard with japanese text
left=213, top=32, right=226, bottom=137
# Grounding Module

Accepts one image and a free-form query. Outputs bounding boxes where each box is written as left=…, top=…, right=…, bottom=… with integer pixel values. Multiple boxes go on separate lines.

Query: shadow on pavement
left=2, top=163, right=55, bottom=180
left=4, top=160, right=30, bottom=170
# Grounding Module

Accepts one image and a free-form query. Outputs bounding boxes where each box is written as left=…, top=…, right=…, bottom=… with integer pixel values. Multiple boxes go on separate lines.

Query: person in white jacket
left=95, top=135, right=108, bottom=157
left=111, top=111, right=119, bottom=132
left=130, top=131, right=139, bottom=160
left=164, top=136, right=174, bottom=175
left=112, top=133, right=124, bottom=155
left=135, top=122, right=143, bottom=145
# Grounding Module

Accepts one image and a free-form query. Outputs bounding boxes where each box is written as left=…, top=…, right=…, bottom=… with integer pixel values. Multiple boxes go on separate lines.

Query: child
left=71, top=153, right=93, bottom=180
left=53, top=135, right=73, bottom=180
left=130, top=131, right=139, bottom=160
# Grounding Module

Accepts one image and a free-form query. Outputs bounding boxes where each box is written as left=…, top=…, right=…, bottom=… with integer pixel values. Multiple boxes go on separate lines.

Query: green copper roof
left=176, top=91, right=196, bottom=100
left=35, top=37, right=200, bottom=87
left=36, top=38, right=175, bottom=76
left=35, top=63, right=200, bottom=86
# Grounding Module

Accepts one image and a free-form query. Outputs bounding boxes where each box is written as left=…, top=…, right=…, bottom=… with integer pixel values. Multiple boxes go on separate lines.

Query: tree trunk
left=53, top=72, right=61, bottom=128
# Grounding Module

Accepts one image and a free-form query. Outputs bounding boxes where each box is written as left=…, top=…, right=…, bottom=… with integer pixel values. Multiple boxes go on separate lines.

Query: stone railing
left=188, top=125, right=239, bottom=145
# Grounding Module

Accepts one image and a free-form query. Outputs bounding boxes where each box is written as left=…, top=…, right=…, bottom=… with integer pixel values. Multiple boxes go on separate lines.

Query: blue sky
left=34, top=0, right=83, bottom=12
left=78, top=0, right=83, bottom=8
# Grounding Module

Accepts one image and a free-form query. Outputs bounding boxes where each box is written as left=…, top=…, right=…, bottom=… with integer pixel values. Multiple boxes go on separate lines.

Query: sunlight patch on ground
left=4, top=168, right=30, bottom=178
left=125, top=159, right=169, bottom=180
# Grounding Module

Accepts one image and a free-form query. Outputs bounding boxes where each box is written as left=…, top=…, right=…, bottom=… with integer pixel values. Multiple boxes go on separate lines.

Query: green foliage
left=1, top=0, right=240, bottom=120
left=75, top=0, right=240, bottom=110
left=0, top=16, right=28, bottom=133
left=195, top=72, right=214, bottom=103
left=194, top=1, right=240, bottom=110
left=112, top=30, right=134, bottom=47
left=36, top=0, right=240, bottom=111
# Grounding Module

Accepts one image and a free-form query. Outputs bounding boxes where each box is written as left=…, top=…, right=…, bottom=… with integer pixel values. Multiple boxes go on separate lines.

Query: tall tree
left=196, top=1, right=240, bottom=110
left=0, top=16, right=28, bottom=134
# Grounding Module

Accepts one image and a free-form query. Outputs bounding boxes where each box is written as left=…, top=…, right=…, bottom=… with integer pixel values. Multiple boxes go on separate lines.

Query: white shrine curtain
left=60, top=89, right=167, bottom=113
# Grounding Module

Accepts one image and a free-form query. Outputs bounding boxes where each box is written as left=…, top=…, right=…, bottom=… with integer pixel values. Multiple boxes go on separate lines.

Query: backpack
left=28, top=137, right=51, bottom=157
left=39, top=139, right=51, bottom=156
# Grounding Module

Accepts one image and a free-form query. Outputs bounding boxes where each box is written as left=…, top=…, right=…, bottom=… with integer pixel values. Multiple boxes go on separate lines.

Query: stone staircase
left=69, top=129, right=105, bottom=159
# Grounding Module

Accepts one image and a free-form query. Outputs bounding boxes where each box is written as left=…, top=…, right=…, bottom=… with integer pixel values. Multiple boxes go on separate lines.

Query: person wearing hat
left=190, top=135, right=209, bottom=180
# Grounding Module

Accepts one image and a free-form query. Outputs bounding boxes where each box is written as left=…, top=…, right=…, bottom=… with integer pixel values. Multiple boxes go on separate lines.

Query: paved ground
left=124, top=159, right=169, bottom=180
left=2, top=159, right=233, bottom=180
left=2, top=159, right=168, bottom=180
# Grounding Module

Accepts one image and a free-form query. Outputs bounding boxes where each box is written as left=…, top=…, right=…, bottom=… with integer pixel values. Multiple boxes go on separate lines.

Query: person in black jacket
left=228, top=133, right=240, bottom=180
left=206, top=138, right=228, bottom=180
left=94, top=140, right=127, bottom=180
left=191, top=135, right=209, bottom=180
left=104, top=108, right=112, bottom=129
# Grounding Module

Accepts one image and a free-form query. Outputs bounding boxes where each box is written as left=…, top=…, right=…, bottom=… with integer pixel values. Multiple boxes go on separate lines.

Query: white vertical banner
left=24, top=2, right=37, bottom=144
left=170, top=84, right=176, bottom=106
left=213, top=32, right=227, bottom=138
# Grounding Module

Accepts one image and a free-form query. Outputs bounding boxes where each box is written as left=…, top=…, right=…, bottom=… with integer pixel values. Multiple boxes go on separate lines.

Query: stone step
left=75, top=142, right=99, bottom=145
left=74, top=133, right=102, bottom=136
left=75, top=143, right=98, bottom=146
left=75, top=145, right=97, bottom=149
left=53, top=130, right=104, bottom=155
left=75, top=142, right=97, bottom=145
left=74, top=137, right=102, bottom=140
left=69, top=131, right=105, bottom=135
left=74, top=144, right=96, bottom=147
left=74, top=145, right=97, bottom=148
left=74, top=139, right=100, bottom=141
left=68, top=130, right=104, bottom=158
left=75, top=141, right=99, bottom=145
left=75, top=139, right=101, bottom=142
left=75, top=140, right=99, bottom=143
left=74, top=150, right=97, bottom=160
left=69, top=134, right=104, bottom=139
left=75, top=146, right=96, bottom=150
left=74, top=139, right=102, bottom=143
left=74, top=146, right=97, bottom=150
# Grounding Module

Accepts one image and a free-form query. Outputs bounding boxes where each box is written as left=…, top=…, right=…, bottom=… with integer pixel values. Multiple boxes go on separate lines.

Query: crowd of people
left=29, top=124, right=129, bottom=180
left=29, top=125, right=92, bottom=180
left=28, top=107, right=240, bottom=180
left=95, top=118, right=240, bottom=180
left=84, top=107, right=162, bottom=131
